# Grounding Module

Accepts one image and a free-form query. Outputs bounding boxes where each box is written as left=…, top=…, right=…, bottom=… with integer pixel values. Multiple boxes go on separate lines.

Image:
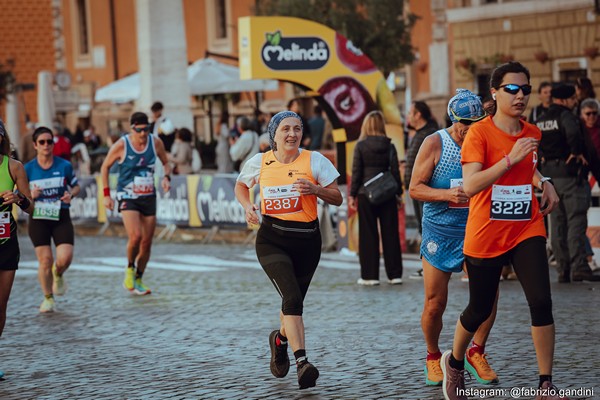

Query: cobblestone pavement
left=0, top=235, right=598, bottom=399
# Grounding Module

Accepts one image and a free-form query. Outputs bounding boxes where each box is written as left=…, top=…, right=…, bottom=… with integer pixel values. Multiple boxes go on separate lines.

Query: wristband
left=504, top=155, right=512, bottom=170
left=103, top=187, right=110, bottom=197
left=164, top=174, right=171, bottom=182
left=16, top=193, right=30, bottom=211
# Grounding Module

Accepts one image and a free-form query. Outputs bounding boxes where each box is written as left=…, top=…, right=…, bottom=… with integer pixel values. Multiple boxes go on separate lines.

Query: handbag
left=363, top=145, right=399, bottom=205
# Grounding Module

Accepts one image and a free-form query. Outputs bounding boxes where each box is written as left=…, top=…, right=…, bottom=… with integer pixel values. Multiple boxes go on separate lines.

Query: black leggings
left=460, top=236, right=553, bottom=332
left=256, top=216, right=322, bottom=316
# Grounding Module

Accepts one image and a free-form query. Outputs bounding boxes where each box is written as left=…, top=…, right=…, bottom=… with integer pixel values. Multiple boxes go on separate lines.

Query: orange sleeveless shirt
left=259, top=150, right=318, bottom=222
left=461, top=116, right=546, bottom=258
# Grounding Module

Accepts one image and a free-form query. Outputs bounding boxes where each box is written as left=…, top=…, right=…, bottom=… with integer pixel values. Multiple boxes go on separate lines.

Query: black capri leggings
left=460, top=236, right=553, bottom=332
left=256, top=216, right=322, bottom=316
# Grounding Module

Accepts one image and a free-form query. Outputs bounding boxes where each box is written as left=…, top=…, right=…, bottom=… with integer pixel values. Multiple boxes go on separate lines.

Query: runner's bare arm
left=295, top=178, right=342, bottom=206
left=409, top=134, right=466, bottom=202
left=10, top=159, right=34, bottom=214
left=463, top=137, right=539, bottom=197
left=153, top=136, right=172, bottom=177
left=100, top=139, right=125, bottom=191
left=235, top=181, right=259, bottom=225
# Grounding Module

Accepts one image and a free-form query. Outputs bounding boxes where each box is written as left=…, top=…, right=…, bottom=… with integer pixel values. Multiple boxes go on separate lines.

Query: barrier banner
left=157, top=175, right=190, bottom=226
left=69, top=176, right=98, bottom=222
left=189, top=174, right=247, bottom=228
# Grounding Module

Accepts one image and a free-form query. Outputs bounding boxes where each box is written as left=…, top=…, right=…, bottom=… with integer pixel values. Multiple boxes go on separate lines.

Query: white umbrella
left=94, top=57, right=278, bottom=103
left=94, top=73, right=140, bottom=103
left=37, top=71, right=56, bottom=127
left=187, top=58, right=278, bottom=95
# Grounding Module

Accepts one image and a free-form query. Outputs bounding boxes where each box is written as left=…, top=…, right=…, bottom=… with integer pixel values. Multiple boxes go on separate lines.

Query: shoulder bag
left=363, top=145, right=399, bottom=205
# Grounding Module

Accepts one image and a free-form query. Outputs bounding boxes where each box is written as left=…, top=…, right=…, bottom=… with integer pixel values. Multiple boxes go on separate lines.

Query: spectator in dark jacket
left=404, top=101, right=439, bottom=237
left=348, top=111, right=403, bottom=286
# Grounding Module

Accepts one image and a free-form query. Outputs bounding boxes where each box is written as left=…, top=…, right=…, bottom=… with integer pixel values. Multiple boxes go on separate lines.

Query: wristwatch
left=538, top=177, right=553, bottom=190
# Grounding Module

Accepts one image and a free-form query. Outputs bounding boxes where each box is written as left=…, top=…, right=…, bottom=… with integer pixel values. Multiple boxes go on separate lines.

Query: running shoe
left=388, top=278, right=403, bottom=285
left=0, top=369, right=4, bottom=379
left=357, top=278, right=380, bottom=286
left=268, top=330, right=290, bottom=378
left=441, top=350, right=467, bottom=400
left=409, top=269, right=424, bottom=280
left=465, top=351, right=498, bottom=384
left=133, top=278, right=151, bottom=295
left=424, top=358, right=443, bottom=386
left=123, top=267, right=135, bottom=292
left=52, top=264, right=66, bottom=296
left=39, top=297, right=56, bottom=313
left=460, top=274, right=469, bottom=283
left=534, top=381, right=570, bottom=400
left=297, top=360, right=319, bottom=389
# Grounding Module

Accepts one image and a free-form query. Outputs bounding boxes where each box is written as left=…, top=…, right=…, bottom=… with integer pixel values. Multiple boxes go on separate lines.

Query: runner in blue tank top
left=409, top=90, right=499, bottom=387
left=0, top=119, right=34, bottom=379
left=101, top=112, right=171, bottom=295
left=25, top=126, right=80, bottom=313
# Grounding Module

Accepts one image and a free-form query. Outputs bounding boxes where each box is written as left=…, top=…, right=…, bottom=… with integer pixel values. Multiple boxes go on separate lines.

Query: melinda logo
left=261, top=30, right=329, bottom=70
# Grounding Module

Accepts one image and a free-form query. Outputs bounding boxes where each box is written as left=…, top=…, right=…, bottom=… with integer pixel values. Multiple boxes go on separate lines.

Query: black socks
left=449, top=353, right=464, bottom=370
left=294, top=349, right=307, bottom=365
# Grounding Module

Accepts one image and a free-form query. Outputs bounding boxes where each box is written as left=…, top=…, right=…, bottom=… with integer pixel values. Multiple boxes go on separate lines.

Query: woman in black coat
left=348, top=111, right=403, bottom=285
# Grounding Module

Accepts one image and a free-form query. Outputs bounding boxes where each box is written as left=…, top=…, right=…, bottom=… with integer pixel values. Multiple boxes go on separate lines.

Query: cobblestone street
left=0, top=235, right=598, bottom=399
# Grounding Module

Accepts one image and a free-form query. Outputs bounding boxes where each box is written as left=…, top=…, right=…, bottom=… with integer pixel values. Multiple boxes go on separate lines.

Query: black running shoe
left=269, top=330, right=289, bottom=378
left=297, top=360, right=319, bottom=389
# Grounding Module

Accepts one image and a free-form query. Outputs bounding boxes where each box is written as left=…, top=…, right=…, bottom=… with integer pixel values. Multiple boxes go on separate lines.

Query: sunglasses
left=499, top=84, right=532, bottom=96
left=132, top=126, right=150, bottom=133
left=36, top=139, right=54, bottom=145
left=450, top=108, right=486, bottom=126
left=584, top=111, right=598, bottom=117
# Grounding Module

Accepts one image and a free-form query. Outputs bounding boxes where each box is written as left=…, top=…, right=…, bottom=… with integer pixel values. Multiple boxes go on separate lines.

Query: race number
left=133, top=176, right=154, bottom=195
left=262, top=184, right=302, bottom=215
left=33, top=200, right=61, bottom=221
left=490, top=184, right=532, bottom=221
left=0, top=211, right=10, bottom=239
left=449, top=178, right=469, bottom=209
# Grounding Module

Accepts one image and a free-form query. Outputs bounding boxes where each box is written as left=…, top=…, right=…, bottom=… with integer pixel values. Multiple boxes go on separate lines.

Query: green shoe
left=39, top=297, right=56, bottom=313
left=133, top=277, right=151, bottom=296
left=52, top=264, right=66, bottom=296
left=123, top=267, right=135, bottom=292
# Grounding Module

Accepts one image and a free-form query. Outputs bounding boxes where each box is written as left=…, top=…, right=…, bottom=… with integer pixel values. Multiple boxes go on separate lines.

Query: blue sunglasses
left=499, top=84, right=532, bottom=96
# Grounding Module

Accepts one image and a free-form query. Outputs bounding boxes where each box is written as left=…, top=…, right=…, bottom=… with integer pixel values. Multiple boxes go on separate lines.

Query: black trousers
left=357, top=194, right=403, bottom=280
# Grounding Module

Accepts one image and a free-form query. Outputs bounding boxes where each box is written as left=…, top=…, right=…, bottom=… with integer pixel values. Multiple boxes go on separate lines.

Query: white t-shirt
left=237, top=149, right=339, bottom=189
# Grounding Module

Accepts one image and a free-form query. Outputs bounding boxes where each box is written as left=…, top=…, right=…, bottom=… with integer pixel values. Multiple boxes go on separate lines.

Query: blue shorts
left=420, top=223, right=464, bottom=273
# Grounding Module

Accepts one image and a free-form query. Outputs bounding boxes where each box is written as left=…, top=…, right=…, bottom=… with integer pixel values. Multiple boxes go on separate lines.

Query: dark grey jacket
left=350, top=136, right=402, bottom=197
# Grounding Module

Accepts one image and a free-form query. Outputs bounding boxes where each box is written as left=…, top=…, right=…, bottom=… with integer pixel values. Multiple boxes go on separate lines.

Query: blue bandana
left=267, top=111, right=302, bottom=148
left=447, top=89, right=485, bottom=123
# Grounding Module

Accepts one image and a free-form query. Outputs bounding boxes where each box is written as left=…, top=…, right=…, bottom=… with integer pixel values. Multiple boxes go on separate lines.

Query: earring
left=492, top=93, right=497, bottom=101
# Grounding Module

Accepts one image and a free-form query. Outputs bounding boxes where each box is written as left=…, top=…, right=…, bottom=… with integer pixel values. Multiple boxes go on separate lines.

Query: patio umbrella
left=94, top=57, right=278, bottom=103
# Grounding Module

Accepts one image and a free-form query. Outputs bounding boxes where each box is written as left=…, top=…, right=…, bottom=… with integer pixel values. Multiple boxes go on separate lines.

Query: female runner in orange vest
left=235, top=111, right=342, bottom=390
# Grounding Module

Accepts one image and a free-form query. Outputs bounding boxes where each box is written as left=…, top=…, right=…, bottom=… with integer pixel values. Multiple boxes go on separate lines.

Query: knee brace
left=460, top=305, right=493, bottom=334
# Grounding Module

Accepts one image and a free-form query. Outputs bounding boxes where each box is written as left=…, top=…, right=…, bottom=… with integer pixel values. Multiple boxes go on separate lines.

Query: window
left=553, top=58, right=588, bottom=84
left=75, top=0, right=90, bottom=55
left=206, top=0, right=232, bottom=54
left=215, top=0, right=227, bottom=39
left=71, top=0, right=92, bottom=67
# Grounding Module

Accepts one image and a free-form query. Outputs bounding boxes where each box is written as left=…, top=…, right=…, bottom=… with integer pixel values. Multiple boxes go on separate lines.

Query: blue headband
left=267, top=111, right=302, bottom=148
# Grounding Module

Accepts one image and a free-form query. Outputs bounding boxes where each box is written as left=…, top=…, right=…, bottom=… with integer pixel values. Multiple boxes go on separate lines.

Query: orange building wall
left=0, top=0, right=55, bottom=124
left=113, top=0, right=138, bottom=78
left=410, top=0, right=433, bottom=94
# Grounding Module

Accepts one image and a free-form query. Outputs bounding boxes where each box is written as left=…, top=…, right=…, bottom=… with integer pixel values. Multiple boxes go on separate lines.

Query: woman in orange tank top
left=235, top=111, right=342, bottom=390
left=438, top=63, right=570, bottom=400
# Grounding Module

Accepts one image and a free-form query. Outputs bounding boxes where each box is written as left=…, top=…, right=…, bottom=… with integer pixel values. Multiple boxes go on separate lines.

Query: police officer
left=537, top=83, right=600, bottom=282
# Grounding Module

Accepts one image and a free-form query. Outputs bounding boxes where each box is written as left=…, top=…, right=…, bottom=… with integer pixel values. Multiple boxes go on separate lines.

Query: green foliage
left=254, top=0, right=417, bottom=75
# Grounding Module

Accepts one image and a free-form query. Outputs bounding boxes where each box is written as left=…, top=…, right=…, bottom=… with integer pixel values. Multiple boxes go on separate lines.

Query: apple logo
left=319, top=76, right=377, bottom=141
left=335, top=33, right=377, bottom=74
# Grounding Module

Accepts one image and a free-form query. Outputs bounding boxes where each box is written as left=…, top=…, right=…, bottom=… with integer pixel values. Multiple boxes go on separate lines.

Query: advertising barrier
left=65, top=173, right=256, bottom=230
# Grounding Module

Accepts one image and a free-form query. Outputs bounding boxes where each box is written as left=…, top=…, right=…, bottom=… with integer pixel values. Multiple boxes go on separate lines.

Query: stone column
left=135, top=0, right=193, bottom=129
left=5, top=94, right=20, bottom=151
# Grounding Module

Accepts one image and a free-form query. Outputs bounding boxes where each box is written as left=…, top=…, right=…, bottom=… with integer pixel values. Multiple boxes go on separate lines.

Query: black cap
left=551, top=84, right=576, bottom=100
left=130, top=112, right=149, bottom=126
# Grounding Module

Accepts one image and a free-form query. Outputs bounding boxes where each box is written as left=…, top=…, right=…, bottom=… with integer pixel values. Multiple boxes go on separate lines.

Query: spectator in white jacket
left=229, top=116, right=260, bottom=171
